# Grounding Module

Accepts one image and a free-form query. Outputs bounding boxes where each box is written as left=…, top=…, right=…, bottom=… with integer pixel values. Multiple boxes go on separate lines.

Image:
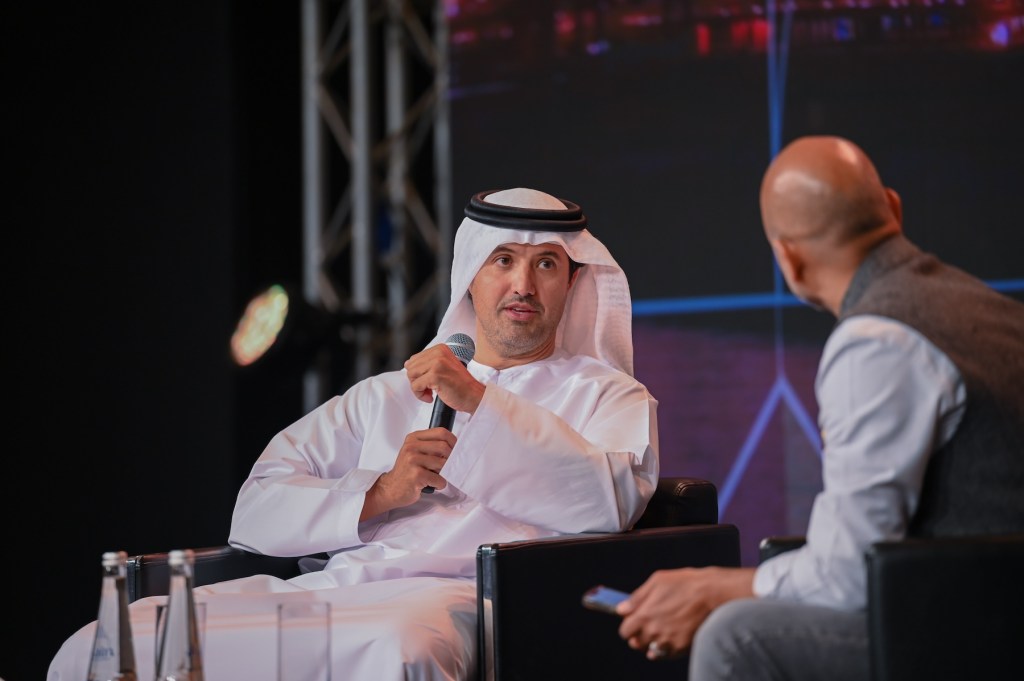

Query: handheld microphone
left=423, top=333, right=475, bottom=493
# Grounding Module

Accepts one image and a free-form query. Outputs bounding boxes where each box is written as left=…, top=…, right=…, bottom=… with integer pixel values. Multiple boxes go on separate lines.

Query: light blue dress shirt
left=754, top=314, right=966, bottom=611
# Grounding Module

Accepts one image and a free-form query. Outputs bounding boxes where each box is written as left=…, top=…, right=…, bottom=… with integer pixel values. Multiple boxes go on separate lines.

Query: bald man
left=612, top=136, right=1024, bottom=680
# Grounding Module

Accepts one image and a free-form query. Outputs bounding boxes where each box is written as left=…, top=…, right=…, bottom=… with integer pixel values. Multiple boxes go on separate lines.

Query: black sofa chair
left=759, top=532, right=1024, bottom=681
left=127, top=476, right=741, bottom=681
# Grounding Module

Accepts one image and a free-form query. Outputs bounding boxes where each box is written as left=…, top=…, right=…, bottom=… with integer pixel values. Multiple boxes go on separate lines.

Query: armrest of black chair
left=126, top=546, right=304, bottom=602
left=758, top=532, right=1024, bottom=681
left=757, top=535, right=806, bottom=563
left=634, top=476, right=719, bottom=528
left=477, top=523, right=741, bottom=681
left=866, top=533, right=1024, bottom=681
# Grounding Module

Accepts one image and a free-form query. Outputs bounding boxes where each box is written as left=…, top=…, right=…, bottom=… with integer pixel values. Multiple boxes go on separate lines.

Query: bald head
left=760, top=135, right=899, bottom=246
left=759, top=136, right=902, bottom=315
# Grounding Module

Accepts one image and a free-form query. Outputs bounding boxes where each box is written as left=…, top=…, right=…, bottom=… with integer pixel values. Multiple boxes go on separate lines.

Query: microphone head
left=445, top=333, right=476, bottom=365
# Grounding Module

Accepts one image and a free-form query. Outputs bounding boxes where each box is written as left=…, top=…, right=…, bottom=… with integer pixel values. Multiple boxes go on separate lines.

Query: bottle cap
left=101, top=550, right=128, bottom=567
left=167, top=549, right=195, bottom=566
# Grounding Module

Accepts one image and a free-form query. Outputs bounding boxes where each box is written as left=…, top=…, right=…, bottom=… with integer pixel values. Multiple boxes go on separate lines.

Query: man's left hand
left=616, top=566, right=756, bottom=660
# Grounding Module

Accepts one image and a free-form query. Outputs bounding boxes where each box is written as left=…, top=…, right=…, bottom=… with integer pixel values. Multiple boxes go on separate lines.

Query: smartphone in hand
left=581, top=585, right=630, bottom=615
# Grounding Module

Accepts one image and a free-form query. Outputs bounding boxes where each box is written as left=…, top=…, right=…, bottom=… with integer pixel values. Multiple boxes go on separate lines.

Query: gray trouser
left=689, top=598, right=868, bottom=681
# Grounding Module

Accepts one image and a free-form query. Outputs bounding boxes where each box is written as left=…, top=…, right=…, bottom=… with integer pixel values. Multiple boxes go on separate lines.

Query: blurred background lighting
left=231, top=284, right=290, bottom=367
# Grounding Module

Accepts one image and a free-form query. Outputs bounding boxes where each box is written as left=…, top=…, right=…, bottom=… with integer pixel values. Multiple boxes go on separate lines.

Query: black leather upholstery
left=759, top=533, right=1024, bottom=681
left=867, top=533, right=1024, bottom=681
left=476, top=476, right=739, bottom=681
left=634, top=475, right=720, bottom=528
left=477, top=523, right=740, bottom=681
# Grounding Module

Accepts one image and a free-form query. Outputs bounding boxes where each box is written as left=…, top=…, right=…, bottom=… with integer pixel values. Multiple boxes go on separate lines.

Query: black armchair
left=126, top=476, right=741, bottom=681
left=474, top=475, right=741, bottom=680
left=758, top=532, right=1024, bottom=681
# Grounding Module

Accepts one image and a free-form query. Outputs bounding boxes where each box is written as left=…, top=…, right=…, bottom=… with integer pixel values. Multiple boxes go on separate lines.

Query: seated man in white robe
left=48, top=187, right=660, bottom=681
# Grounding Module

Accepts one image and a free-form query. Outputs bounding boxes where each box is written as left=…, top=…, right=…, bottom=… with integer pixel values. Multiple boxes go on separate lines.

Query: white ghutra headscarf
left=428, top=187, right=635, bottom=376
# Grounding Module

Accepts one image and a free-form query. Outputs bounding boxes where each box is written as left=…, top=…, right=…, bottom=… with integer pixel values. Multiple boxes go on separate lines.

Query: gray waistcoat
left=839, top=235, right=1024, bottom=536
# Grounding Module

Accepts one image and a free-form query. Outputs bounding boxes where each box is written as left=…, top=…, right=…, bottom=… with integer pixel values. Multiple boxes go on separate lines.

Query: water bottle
left=86, top=550, right=138, bottom=681
left=154, top=549, right=204, bottom=681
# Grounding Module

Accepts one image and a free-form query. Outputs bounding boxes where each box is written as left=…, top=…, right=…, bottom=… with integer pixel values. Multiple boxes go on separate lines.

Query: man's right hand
left=404, top=343, right=485, bottom=415
left=360, top=428, right=457, bottom=519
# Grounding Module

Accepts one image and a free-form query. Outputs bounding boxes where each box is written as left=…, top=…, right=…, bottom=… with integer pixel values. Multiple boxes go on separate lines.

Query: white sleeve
left=754, top=315, right=965, bottom=610
left=227, top=375, right=408, bottom=556
left=441, top=378, right=659, bottom=534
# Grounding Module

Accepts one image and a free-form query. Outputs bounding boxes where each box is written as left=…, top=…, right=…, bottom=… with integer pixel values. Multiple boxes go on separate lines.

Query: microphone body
left=422, top=333, right=475, bottom=493
left=429, top=396, right=456, bottom=431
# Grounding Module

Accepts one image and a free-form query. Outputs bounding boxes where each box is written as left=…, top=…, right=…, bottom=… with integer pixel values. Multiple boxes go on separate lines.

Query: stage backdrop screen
left=447, top=0, right=1024, bottom=563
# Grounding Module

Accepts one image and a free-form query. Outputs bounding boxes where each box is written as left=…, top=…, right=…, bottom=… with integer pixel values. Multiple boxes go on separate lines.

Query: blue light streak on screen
left=632, top=279, right=1024, bottom=316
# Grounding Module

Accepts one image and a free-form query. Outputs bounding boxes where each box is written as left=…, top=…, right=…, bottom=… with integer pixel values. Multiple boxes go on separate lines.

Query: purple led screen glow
left=447, top=0, right=1024, bottom=563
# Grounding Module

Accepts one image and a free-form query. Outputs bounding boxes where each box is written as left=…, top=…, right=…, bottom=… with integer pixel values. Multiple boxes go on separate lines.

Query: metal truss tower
left=300, top=0, right=452, bottom=411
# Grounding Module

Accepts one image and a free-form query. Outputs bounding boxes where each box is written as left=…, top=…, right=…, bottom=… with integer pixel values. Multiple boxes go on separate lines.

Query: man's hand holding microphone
left=361, top=334, right=479, bottom=519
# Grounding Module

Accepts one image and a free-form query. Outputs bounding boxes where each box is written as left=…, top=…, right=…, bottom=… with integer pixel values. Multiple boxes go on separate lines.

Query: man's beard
left=484, top=325, right=545, bottom=357
left=479, top=298, right=557, bottom=358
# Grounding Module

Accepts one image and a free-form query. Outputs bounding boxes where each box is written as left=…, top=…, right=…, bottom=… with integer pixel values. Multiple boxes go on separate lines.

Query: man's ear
left=885, top=187, right=903, bottom=226
left=568, top=265, right=581, bottom=289
left=771, top=237, right=804, bottom=284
